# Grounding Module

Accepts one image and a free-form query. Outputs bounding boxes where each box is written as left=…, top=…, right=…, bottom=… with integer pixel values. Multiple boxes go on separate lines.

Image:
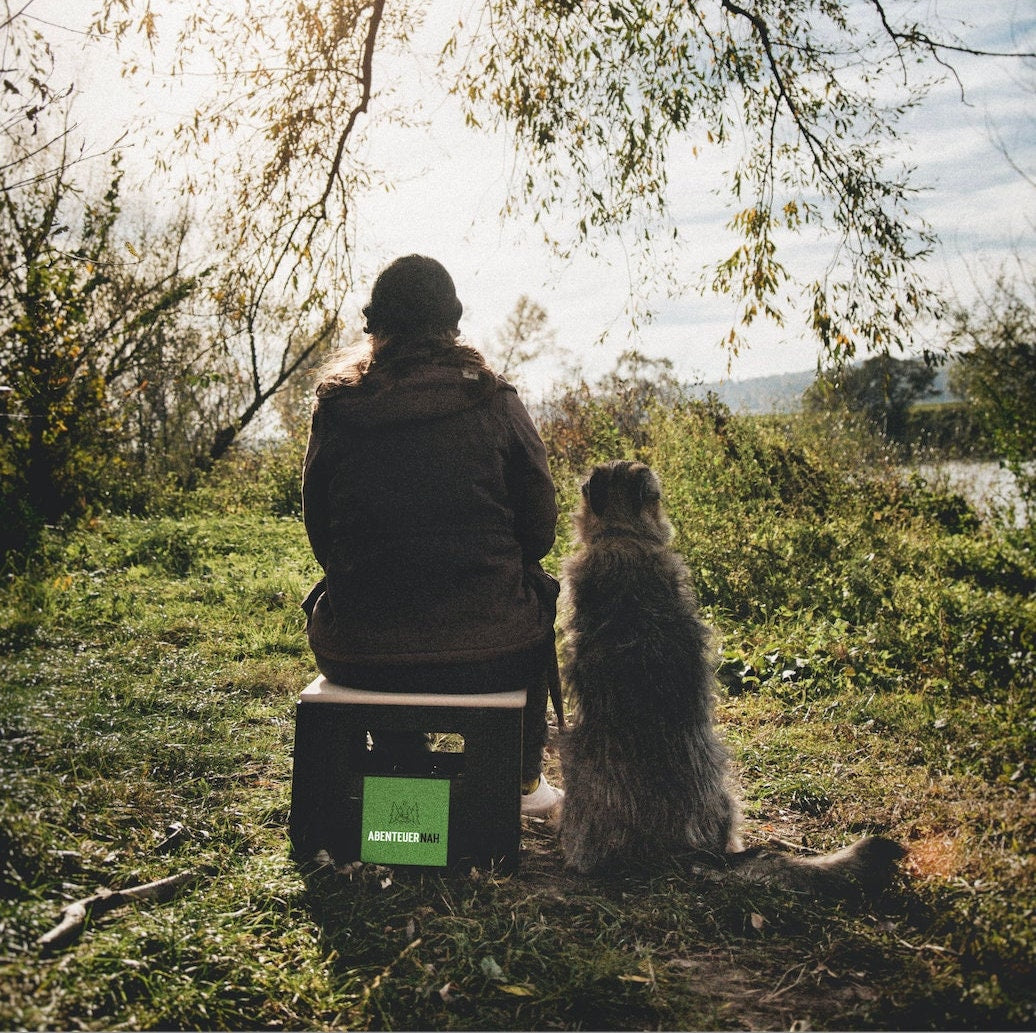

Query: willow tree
left=0, top=0, right=75, bottom=183
left=98, top=1, right=1031, bottom=374
left=91, top=1, right=411, bottom=458
left=451, top=1, right=1032, bottom=361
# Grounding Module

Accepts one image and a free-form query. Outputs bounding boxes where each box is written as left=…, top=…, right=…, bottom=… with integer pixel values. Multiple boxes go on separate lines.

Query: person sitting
left=301, top=254, right=563, bottom=818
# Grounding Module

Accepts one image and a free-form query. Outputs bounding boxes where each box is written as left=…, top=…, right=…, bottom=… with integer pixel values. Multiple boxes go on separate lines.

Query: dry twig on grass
left=38, top=870, right=199, bottom=952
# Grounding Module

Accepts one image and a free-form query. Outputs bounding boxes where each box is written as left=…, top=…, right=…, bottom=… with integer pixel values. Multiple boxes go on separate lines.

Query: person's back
left=304, top=341, right=556, bottom=669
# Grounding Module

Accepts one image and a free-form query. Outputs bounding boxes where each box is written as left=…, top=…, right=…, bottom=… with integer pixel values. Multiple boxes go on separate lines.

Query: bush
left=538, top=384, right=1032, bottom=717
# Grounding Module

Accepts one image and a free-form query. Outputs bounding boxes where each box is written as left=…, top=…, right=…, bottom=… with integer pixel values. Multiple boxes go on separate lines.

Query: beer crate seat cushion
left=289, top=676, right=527, bottom=871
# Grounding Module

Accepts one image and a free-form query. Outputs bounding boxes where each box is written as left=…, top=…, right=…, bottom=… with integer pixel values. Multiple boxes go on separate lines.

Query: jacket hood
left=317, top=363, right=508, bottom=427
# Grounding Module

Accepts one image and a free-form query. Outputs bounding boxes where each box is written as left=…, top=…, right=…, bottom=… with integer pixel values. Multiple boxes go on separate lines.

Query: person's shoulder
left=485, top=375, right=527, bottom=417
left=492, top=373, right=519, bottom=396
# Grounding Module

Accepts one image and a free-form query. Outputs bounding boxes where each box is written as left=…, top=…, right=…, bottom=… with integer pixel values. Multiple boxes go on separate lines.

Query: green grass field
left=1, top=406, right=1033, bottom=1030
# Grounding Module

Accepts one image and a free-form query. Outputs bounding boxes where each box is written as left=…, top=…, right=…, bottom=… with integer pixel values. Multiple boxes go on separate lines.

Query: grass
left=1, top=406, right=1034, bottom=1030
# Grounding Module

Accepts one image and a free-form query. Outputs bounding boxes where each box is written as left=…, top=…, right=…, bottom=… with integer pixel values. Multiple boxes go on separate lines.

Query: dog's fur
left=559, top=460, right=905, bottom=896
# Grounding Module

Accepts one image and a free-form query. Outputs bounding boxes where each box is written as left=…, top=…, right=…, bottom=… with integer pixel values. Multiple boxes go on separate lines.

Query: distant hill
left=689, top=369, right=815, bottom=413
left=692, top=366, right=957, bottom=414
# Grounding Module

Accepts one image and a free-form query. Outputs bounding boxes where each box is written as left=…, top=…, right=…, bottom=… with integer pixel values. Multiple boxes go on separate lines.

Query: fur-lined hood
left=315, top=358, right=508, bottom=429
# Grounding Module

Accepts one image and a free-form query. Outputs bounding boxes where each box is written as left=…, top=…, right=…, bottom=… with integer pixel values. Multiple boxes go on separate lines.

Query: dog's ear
left=634, top=465, right=661, bottom=508
left=582, top=465, right=613, bottom=517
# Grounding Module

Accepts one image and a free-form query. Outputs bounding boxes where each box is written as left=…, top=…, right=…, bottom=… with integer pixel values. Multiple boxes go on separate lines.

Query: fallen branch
left=38, top=870, right=199, bottom=952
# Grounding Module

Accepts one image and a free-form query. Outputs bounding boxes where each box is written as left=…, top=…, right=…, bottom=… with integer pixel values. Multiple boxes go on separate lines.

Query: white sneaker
left=521, top=776, right=563, bottom=818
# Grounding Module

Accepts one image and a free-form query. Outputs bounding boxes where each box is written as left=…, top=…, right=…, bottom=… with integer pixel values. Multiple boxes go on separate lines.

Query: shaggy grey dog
left=559, top=460, right=904, bottom=896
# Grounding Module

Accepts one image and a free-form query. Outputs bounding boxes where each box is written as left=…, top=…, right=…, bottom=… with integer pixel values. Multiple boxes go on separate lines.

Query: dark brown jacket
left=302, top=352, right=558, bottom=665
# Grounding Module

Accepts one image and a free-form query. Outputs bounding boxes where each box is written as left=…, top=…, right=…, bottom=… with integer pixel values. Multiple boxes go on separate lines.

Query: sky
left=24, top=0, right=1036, bottom=400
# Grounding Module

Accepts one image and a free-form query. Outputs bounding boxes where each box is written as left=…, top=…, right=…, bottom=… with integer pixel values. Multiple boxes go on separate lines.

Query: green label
left=360, top=776, right=450, bottom=866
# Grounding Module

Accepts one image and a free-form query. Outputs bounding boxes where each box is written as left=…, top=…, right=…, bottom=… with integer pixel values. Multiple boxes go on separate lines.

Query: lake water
left=912, top=459, right=1030, bottom=528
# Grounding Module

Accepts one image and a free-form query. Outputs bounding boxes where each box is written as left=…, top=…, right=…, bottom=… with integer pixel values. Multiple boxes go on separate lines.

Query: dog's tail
left=721, top=835, right=906, bottom=898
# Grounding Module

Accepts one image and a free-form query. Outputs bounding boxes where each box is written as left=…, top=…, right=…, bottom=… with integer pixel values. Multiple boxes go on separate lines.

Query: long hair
left=315, top=329, right=494, bottom=397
